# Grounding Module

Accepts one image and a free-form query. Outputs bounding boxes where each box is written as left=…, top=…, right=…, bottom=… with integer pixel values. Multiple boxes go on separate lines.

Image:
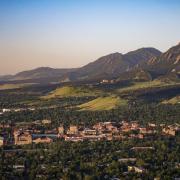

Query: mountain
left=0, top=75, right=14, bottom=81
left=115, top=42, right=180, bottom=82
left=145, top=43, right=180, bottom=80
left=124, top=48, right=161, bottom=66
left=64, top=48, right=161, bottom=81
left=0, top=67, right=76, bottom=82
left=0, top=47, right=161, bottom=83
left=13, top=67, right=76, bottom=80
left=116, top=67, right=152, bottom=82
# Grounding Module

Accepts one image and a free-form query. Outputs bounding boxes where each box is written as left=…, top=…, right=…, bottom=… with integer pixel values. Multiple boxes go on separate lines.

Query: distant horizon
left=0, top=43, right=177, bottom=76
left=0, top=43, right=179, bottom=76
left=0, top=0, right=180, bottom=75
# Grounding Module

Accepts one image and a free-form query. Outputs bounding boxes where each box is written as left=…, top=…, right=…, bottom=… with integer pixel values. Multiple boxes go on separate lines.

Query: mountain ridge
left=61, top=47, right=161, bottom=81
left=1, top=43, right=180, bottom=83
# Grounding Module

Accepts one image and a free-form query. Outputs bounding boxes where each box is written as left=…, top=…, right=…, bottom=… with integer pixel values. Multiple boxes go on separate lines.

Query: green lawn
left=0, top=83, right=36, bottom=90
left=116, top=80, right=175, bottom=93
left=42, top=86, right=102, bottom=99
left=161, top=96, right=180, bottom=105
left=78, top=96, right=127, bottom=111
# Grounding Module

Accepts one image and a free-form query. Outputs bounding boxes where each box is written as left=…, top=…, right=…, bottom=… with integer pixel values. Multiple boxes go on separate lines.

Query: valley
left=0, top=42, right=180, bottom=179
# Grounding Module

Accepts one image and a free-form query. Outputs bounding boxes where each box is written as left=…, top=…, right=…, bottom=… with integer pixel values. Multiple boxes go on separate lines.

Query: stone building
left=0, top=136, right=4, bottom=146
left=163, top=123, right=180, bottom=136
left=58, top=126, right=64, bottom=135
left=67, top=125, right=79, bottom=135
left=14, top=130, right=32, bottom=145
left=33, top=137, right=53, bottom=144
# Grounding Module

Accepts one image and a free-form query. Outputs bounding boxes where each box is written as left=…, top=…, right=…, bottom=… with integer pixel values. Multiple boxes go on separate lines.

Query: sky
left=0, top=0, right=180, bottom=75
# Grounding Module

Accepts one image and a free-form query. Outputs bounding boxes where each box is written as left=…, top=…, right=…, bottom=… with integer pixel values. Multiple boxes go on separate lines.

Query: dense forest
left=1, top=136, right=180, bottom=179
left=0, top=83, right=180, bottom=179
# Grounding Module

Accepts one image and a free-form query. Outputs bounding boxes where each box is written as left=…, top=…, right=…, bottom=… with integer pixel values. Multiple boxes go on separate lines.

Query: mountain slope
left=115, top=43, right=180, bottom=82
left=162, top=95, right=180, bottom=105
left=65, top=48, right=161, bottom=81
left=0, top=47, right=162, bottom=83
left=0, top=75, right=13, bottom=81
left=42, top=85, right=102, bottom=99
left=146, top=43, right=180, bottom=79
left=12, top=67, right=76, bottom=80
left=78, top=96, right=127, bottom=111
left=124, top=47, right=161, bottom=66
left=116, top=67, right=152, bottom=81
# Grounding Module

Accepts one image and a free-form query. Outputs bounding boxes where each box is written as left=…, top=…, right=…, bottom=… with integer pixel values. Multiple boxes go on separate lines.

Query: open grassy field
left=78, top=96, right=127, bottom=111
left=116, top=80, right=176, bottom=93
left=42, top=86, right=102, bottom=99
left=0, top=83, right=36, bottom=90
left=161, top=96, right=180, bottom=105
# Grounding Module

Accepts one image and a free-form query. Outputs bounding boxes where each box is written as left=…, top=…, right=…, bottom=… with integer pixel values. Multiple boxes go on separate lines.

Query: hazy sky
left=0, top=0, right=180, bottom=75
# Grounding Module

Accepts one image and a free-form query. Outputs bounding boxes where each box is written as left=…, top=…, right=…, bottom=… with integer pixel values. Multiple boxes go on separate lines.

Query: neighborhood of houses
left=0, top=120, right=180, bottom=147
left=1, top=120, right=180, bottom=176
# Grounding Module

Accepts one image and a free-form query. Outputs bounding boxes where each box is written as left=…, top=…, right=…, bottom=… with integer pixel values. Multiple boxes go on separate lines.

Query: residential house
left=33, top=137, right=53, bottom=144
left=67, top=125, right=79, bottom=135
left=128, top=166, right=145, bottom=173
left=82, top=128, right=97, bottom=135
left=139, top=128, right=156, bottom=134
left=130, top=121, right=139, bottom=130
left=118, top=158, right=136, bottom=163
left=148, top=123, right=156, bottom=128
left=129, top=134, right=144, bottom=139
left=0, top=124, right=10, bottom=128
left=2, top=108, right=11, bottom=113
left=42, top=119, right=52, bottom=125
left=83, top=134, right=105, bottom=141
left=131, top=146, right=155, bottom=151
left=104, top=122, right=119, bottom=132
left=163, top=123, right=180, bottom=136
left=100, top=79, right=109, bottom=84
left=100, top=79, right=115, bottom=84
left=13, top=165, right=25, bottom=173
left=113, top=134, right=125, bottom=140
left=65, top=135, right=83, bottom=142
left=45, top=128, right=57, bottom=134
left=121, top=123, right=131, bottom=132
left=93, top=122, right=105, bottom=131
left=58, top=126, right=64, bottom=135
